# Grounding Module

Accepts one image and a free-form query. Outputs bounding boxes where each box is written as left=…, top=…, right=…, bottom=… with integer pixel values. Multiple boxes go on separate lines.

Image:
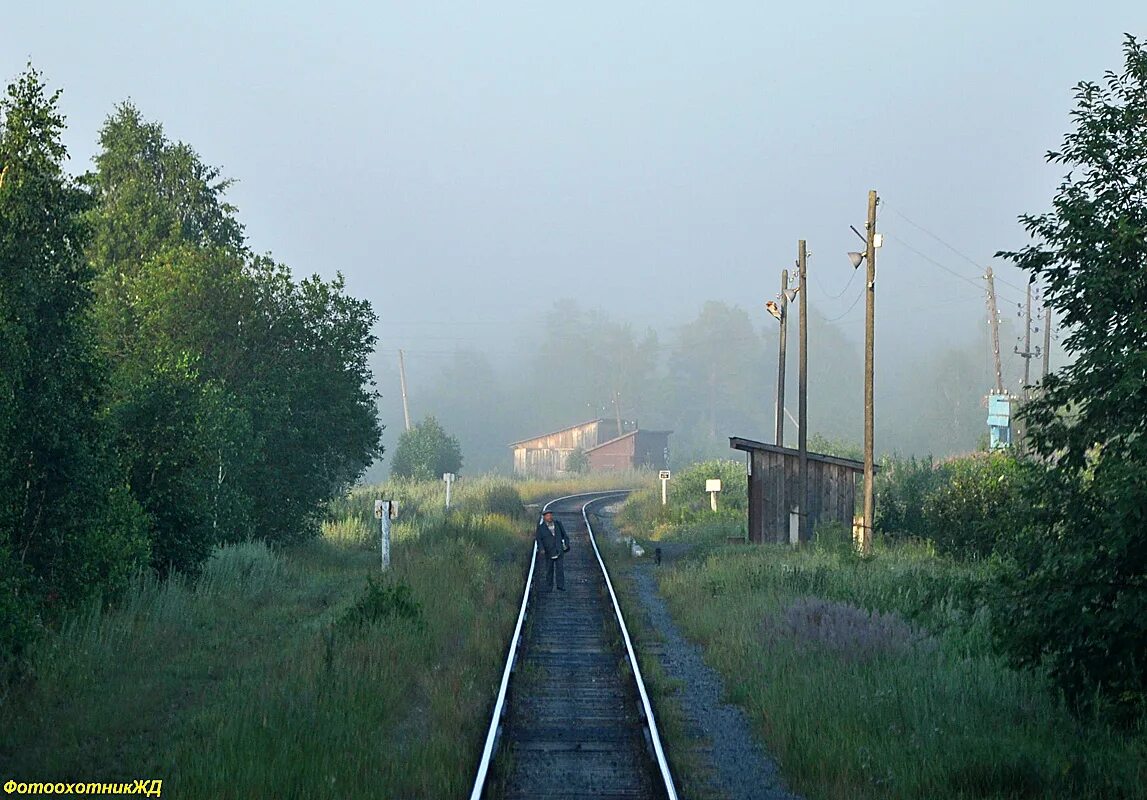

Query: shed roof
left=584, top=428, right=673, bottom=453
left=729, top=436, right=872, bottom=472
left=508, top=419, right=605, bottom=448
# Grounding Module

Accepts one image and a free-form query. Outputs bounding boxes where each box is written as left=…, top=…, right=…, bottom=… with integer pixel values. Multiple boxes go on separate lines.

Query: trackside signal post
left=375, top=499, right=397, bottom=571
left=659, top=470, right=671, bottom=505
left=443, top=472, right=456, bottom=509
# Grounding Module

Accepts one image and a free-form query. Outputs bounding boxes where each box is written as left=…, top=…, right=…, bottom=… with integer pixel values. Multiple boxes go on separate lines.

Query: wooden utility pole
left=775, top=268, right=789, bottom=447
left=1021, top=281, right=1034, bottom=391
left=985, top=267, right=1004, bottom=394
left=797, top=240, right=809, bottom=544
left=861, top=191, right=877, bottom=556
left=398, top=349, right=412, bottom=432
left=1042, top=301, right=1052, bottom=380
left=612, top=390, right=624, bottom=438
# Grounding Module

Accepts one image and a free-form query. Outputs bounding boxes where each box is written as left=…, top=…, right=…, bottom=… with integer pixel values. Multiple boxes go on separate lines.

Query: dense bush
left=615, top=459, right=747, bottom=542
left=876, top=453, right=1035, bottom=560
left=565, top=447, right=589, bottom=474
left=921, top=453, right=1036, bottom=559
left=875, top=456, right=951, bottom=541
left=671, top=459, right=748, bottom=515
left=462, top=483, right=524, bottom=519
left=991, top=453, right=1147, bottom=723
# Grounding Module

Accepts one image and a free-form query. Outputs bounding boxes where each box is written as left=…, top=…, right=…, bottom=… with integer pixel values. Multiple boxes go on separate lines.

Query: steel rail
left=581, top=494, right=680, bottom=800
left=468, top=490, right=636, bottom=800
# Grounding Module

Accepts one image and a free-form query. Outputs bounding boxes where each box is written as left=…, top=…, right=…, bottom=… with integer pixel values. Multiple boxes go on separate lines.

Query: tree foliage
left=994, top=35, right=1147, bottom=723
left=84, top=105, right=382, bottom=564
left=1, top=70, right=383, bottom=668
left=0, top=69, right=149, bottom=669
left=389, top=416, right=463, bottom=481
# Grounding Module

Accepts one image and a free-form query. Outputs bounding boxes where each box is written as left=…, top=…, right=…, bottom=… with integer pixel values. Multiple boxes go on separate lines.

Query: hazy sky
left=8, top=2, right=1144, bottom=372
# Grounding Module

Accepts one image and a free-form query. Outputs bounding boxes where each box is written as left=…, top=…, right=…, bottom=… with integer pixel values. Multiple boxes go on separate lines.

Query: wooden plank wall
left=748, top=451, right=860, bottom=543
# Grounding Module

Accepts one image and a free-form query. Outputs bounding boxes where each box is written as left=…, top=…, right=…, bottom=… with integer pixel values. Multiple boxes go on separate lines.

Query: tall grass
left=1, top=471, right=658, bottom=796
left=617, top=509, right=1147, bottom=799
left=0, top=482, right=537, bottom=798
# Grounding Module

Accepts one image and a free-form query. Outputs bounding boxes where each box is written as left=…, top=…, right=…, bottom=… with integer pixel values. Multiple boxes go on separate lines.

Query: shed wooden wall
left=748, top=450, right=859, bottom=543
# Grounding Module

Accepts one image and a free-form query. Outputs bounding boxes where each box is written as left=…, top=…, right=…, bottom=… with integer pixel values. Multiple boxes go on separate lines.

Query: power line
left=886, top=232, right=982, bottom=290
left=813, top=263, right=861, bottom=300
left=886, top=232, right=1025, bottom=307
left=884, top=203, right=1027, bottom=292
left=821, top=287, right=865, bottom=323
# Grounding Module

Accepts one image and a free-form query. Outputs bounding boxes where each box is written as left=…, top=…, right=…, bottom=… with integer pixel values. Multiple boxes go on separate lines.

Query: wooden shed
left=510, top=419, right=635, bottom=476
left=730, top=436, right=868, bottom=544
left=585, top=430, right=672, bottom=472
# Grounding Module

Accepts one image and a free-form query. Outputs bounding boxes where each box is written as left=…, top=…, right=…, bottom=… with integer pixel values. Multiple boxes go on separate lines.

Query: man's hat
left=542, top=510, right=554, bottom=516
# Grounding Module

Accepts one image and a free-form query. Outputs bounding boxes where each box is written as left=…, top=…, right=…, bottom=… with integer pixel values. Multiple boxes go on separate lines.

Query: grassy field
left=0, top=474, right=634, bottom=799
left=616, top=483, right=1147, bottom=800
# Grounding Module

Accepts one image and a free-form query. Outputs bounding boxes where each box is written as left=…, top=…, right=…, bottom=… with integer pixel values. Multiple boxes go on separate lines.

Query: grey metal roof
left=729, top=436, right=872, bottom=472
left=507, top=418, right=605, bottom=448
left=584, top=429, right=673, bottom=453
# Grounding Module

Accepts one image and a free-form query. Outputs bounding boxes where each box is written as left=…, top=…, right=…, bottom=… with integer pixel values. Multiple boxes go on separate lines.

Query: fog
left=10, top=1, right=1130, bottom=476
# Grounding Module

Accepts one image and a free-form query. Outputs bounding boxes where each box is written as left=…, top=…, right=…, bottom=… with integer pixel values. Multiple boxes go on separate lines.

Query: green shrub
left=0, top=545, right=42, bottom=682
left=991, top=453, right=1147, bottom=725
left=875, top=453, right=1037, bottom=561
left=336, top=578, right=422, bottom=636
left=922, top=453, right=1036, bottom=559
left=566, top=447, right=589, bottom=474
left=462, top=483, right=524, bottom=519
left=875, top=456, right=952, bottom=541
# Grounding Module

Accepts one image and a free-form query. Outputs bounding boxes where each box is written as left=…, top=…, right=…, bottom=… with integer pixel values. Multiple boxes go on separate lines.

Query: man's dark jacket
left=535, top=517, right=570, bottom=559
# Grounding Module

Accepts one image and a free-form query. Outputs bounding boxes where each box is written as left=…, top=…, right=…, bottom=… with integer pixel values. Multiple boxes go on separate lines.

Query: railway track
left=469, top=491, right=678, bottom=800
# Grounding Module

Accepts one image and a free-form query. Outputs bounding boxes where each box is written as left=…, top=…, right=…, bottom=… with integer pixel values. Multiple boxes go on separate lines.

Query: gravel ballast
left=595, top=511, right=800, bottom=800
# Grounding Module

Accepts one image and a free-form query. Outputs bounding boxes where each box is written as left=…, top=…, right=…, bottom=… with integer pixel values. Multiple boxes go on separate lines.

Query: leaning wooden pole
left=398, top=349, right=412, bottom=432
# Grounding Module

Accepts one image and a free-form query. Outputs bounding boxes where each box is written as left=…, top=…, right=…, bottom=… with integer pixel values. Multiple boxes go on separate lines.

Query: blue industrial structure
left=987, top=394, right=1013, bottom=449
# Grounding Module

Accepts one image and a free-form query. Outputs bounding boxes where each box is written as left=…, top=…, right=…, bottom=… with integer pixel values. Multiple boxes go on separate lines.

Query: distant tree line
left=1, top=68, right=382, bottom=673
left=391, top=286, right=1013, bottom=477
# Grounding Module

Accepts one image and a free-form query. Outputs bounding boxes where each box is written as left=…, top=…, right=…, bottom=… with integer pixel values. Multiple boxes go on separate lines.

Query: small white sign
left=705, top=479, right=722, bottom=493
left=659, top=470, right=671, bottom=481
left=374, top=499, right=384, bottom=519
left=443, top=472, right=455, bottom=482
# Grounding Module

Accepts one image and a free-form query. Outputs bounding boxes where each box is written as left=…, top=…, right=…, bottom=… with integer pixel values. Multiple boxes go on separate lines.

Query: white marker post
left=443, top=472, right=455, bottom=509
left=375, top=499, right=396, bottom=571
left=705, top=479, right=722, bottom=512
left=659, top=470, right=671, bottom=506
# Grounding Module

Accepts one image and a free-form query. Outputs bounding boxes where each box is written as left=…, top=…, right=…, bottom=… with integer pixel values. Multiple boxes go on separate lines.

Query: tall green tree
left=994, top=35, right=1147, bottom=722
left=0, top=69, right=148, bottom=665
left=85, top=108, right=258, bottom=571
left=241, top=259, right=382, bottom=541
left=390, top=416, right=463, bottom=481
left=86, top=105, right=381, bottom=558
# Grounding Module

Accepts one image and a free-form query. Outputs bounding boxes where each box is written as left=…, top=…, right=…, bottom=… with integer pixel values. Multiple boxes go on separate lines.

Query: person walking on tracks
left=536, top=510, right=570, bottom=591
